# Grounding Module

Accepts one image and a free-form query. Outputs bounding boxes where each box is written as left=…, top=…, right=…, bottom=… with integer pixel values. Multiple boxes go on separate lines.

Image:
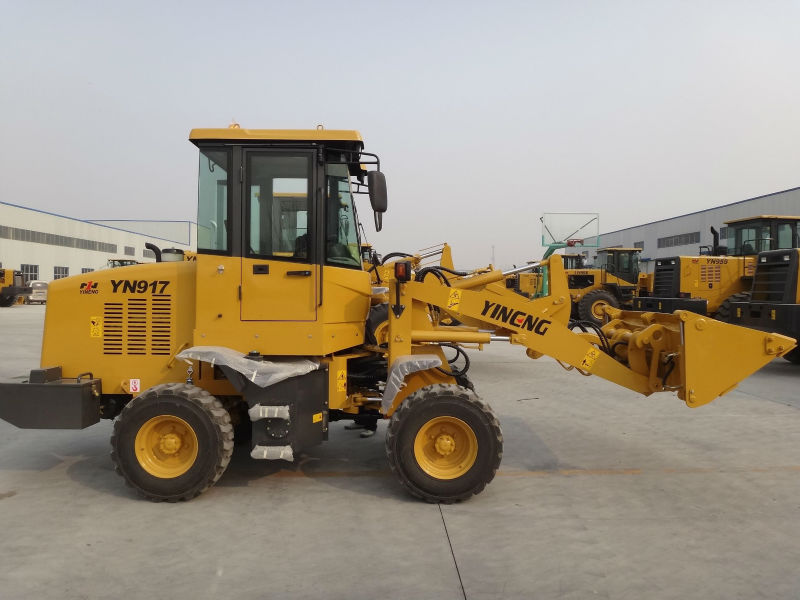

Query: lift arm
left=386, top=255, right=795, bottom=409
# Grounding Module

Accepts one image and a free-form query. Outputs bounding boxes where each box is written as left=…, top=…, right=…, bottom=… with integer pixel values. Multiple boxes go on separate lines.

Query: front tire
left=111, top=383, right=234, bottom=502
left=715, top=291, right=751, bottom=322
left=365, top=303, right=389, bottom=346
left=578, top=289, right=618, bottom=325
left=386, top=384, right=502, bottom=503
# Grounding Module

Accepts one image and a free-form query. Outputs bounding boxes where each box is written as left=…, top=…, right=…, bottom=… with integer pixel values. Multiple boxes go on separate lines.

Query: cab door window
left=618, top=252, right=630, bottom=273
left=776, top=223, right=796, bottom=249
left=736, top=226, right=760, bottom=255
left=246, top=154, right=311, bottom=261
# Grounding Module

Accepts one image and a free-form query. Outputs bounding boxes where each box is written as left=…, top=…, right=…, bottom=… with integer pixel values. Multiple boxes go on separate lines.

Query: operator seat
left=294, top=234, right=308, bottom=259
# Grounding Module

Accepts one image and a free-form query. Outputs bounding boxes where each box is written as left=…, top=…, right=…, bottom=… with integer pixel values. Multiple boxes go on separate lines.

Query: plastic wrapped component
left=251, top=444, right=294, bottom=461
left=248, top=404, right=290, bottom=421
left=177, top=346, right=319, bottom=389
left=381, top=354, right=442, bottom=412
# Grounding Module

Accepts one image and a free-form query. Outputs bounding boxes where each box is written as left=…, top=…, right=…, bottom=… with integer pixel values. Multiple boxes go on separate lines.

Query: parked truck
left=0, top=268, right=31, bottom=307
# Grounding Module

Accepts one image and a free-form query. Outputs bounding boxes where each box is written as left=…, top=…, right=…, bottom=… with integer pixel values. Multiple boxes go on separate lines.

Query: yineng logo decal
left=79, top=281, right=99, bottom=295
left=480, top=300, right=551, bottom=335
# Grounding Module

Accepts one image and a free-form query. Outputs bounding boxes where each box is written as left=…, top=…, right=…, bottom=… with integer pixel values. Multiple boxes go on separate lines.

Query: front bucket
left=603, top=309, right=795, bottom=407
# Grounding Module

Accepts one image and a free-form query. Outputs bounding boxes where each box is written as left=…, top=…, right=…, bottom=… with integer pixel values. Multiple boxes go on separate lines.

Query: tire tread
left=715, top=291, right=751, bottom=322
left=110, top=383, right=233, bottom=502
left=385, top=383, right=502, bottom=504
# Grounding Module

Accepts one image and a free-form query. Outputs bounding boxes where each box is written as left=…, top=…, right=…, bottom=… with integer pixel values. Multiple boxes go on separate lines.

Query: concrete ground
left=0, top=304, right=798, bottom=600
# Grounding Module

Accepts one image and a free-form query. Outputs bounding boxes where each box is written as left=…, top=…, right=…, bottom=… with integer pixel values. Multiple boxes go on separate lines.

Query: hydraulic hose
left=435, top=343, right=471, bottom=378
left=415, top=267, right=450, bottom=286
left=427, top=266, right=469, bottom=277
left=380, top=252, right=413, bottom=265
left=414, top=266, right=469, bottom=286
left=569, top=319, right=611, bottom=355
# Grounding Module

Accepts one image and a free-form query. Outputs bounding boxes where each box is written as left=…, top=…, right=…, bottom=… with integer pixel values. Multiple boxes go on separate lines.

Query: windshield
left=325, top=163, right=361, bottom=268
left=728, top=222, right=771, bottom=255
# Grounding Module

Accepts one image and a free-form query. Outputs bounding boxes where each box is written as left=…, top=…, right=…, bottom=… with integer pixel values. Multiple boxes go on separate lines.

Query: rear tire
left=0, top=296, right=16, bottom=307
left=111, top=383, right=233, bottom=502
left=386, top=384, right=502, bottom=503
left=365, top=303, right=389, bottom=346
left=715, top=291, right=751, bottom=322
left=578, top=289, right=618, bottom=326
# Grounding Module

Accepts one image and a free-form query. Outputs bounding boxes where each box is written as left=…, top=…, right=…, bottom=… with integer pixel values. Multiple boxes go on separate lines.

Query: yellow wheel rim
left=591, top=299, right=610, bottom=320
left=413, top=416, right=478, bottom=480
left=135, top=415, right=199, bottom=478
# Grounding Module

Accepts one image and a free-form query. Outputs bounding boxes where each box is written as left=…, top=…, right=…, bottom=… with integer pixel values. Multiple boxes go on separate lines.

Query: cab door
left=241, top=151, right=318, bottom=321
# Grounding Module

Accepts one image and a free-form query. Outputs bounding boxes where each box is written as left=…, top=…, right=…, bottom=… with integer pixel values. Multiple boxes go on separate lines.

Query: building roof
left=596, top=185, right=800, bottom=237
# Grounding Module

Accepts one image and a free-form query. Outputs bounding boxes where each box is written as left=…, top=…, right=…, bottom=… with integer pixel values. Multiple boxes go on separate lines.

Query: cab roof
left=190, top=127, right=363, bottom=147
left=724, top=215, right=800, bottom=225
left=597, top=247, right=642, bottom=252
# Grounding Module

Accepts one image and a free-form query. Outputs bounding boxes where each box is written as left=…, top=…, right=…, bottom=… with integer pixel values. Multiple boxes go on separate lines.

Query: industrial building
left=0, top=200, right=196, bottom=282
left=584, top=186, right=800, bottom=269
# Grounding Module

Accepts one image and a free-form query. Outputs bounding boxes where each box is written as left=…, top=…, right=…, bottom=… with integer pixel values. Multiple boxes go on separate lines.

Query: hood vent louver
left=103, top=295, right=172, bottom=356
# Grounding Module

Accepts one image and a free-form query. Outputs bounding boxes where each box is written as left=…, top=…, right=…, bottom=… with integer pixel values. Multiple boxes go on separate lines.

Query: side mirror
left=368, top=171, right=387, bottom=214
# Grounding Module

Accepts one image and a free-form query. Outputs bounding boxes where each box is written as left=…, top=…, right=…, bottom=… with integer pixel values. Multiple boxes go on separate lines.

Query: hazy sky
left=2, top=0, right=799, bottom=268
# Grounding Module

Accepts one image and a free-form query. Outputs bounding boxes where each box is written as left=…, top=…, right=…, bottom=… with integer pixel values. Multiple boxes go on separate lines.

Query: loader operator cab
left=189, top=126, right=388, bottom=356
left=561, top=253, right=586, bottom=270
left=725, top=216, right=800, bottom=257
left=594, top=248, right=641, bottom=285
left=195, top=133, right=385, bottom=267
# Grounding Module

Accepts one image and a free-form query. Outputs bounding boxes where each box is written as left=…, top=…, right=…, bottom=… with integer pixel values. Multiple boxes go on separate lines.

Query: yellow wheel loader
left=0, top=127, right=794, bottom=503
left=508, top=254, right=585, bottom=299
left=633, top=216, right=800, bottom=318
left=720, top=247, right=800, bottom=364
left=511, top=248, right=647, bottom=327
left=0, top=269, right=31, bottom=307
left=569, top=248, right=644, bottom=325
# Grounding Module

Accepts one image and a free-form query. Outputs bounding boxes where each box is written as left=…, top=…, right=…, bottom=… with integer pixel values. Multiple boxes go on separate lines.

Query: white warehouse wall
left=0, top=201, right=196, bottom=282
left=583, top=187, right=800, bottom=271
left=88, top=220, right=196, bottom=247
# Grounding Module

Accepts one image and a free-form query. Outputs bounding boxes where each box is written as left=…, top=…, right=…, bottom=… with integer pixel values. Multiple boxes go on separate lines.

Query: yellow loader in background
left=0, top=268, right=31, bottom=307
left=634, top=216, right=800, bottom=318
left=510, top=248, right=651, bottom=326
left=0, top=126, right=793, bottom=503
